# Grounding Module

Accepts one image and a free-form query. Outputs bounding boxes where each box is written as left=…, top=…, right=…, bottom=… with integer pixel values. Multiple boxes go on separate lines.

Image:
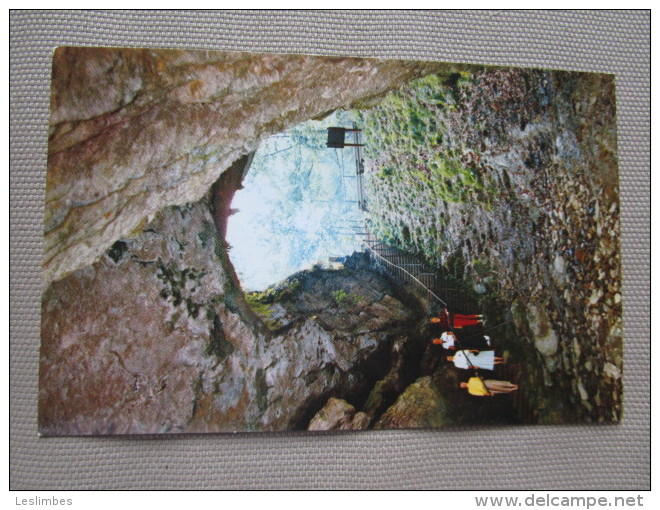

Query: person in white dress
left=447, top=350, right=503, bottom=371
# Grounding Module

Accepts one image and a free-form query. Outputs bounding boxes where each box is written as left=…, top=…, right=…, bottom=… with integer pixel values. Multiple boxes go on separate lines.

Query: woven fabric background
left=9, top=10, right=650, bottom=490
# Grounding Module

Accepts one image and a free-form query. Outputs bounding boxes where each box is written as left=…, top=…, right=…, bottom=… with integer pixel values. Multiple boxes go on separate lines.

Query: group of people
left=429, top=308, right=518, bottom=397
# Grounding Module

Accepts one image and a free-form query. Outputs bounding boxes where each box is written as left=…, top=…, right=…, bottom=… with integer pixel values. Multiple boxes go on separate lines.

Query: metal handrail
left=365, top=242, right=447, bottom=307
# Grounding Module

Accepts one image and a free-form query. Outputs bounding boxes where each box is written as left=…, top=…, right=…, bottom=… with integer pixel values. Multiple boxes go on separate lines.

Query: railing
left=334, top=140, right=534, bottom=423
left=356, top=227, right=446, bottom=307
left=332, top=123, right=470, bottom=312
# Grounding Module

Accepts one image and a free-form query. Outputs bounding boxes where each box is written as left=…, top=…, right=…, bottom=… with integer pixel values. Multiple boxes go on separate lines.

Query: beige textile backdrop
left=9, top=10, right=650, bottom=490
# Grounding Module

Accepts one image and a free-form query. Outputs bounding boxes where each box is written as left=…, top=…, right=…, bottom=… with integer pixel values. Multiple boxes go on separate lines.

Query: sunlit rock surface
left=45, top=47, right=452, bottom=283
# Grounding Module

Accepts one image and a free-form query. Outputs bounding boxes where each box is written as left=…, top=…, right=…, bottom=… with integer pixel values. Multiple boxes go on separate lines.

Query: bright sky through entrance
left=226, top=111, right=364, bottom=291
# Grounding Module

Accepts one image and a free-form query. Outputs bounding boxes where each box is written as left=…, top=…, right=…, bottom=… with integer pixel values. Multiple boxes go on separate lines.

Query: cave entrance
left=225, top=110, right=365, bottom=293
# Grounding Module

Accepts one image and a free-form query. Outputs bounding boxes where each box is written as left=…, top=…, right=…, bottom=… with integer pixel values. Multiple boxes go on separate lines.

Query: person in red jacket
left=430, top=308, right=483, bottom=329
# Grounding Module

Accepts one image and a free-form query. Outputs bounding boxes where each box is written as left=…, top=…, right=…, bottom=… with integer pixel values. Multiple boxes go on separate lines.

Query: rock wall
left=39, top=194, right=424, bottom=434
left=45, top=47, right=453, bottom=283
left=358, top=67, right=622, bottom=423
left=40, top=200, right=228, bottom=434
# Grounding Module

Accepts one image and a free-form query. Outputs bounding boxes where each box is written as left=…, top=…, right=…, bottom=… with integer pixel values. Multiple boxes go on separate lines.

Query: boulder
left=375, top=376, right=449, bottom=429
left=603, top=362, right=621, bottom=380
left=552, top=253, right=568, bottom=285
left=308, top=398, right=369, bottom=431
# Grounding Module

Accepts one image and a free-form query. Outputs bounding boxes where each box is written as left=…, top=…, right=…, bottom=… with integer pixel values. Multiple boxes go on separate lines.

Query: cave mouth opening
left=225, top=110, right=365, bottom=294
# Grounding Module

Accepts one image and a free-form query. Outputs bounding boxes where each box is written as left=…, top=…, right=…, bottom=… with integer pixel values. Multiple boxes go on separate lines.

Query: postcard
left=39, top=47, right=621, bottom=435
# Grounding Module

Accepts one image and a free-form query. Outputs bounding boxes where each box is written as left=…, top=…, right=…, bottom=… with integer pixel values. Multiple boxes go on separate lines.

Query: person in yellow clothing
left=460, top=377, right=518, bottom=396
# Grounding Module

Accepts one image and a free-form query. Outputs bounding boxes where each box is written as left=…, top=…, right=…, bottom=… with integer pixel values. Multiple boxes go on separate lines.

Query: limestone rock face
left=45, top=47, right=449, bottom=283
left=39, top=197, right=422, bottom=435
left=40, top=199, right=229, bottom=435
